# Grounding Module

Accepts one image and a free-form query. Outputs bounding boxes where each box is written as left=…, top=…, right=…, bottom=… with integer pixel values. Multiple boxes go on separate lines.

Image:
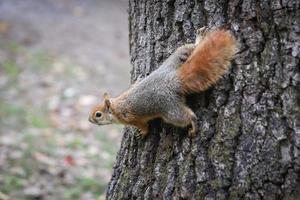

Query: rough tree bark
left=107, top=0, right=300, bottom=199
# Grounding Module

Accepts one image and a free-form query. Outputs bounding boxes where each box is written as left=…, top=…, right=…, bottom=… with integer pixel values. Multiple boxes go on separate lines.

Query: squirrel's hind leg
left=162, top=106, right=198, bottom=137
left=175, top=44, right=195, bottom=63
left=161, top=44, right=194, bottom=69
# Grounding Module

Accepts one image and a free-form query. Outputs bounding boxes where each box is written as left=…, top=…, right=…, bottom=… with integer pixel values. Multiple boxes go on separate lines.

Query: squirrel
left=89, top=27, right=237, bottom=138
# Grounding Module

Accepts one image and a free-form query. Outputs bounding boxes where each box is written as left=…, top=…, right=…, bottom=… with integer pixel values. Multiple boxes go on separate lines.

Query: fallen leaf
left=0, top=21, right=9, bottom=33
left=33, top=152, right=56, bottom=166
left=64, top=155, right=76, bottom=166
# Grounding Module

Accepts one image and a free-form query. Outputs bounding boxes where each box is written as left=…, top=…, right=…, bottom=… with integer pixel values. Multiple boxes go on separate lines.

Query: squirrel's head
left=88, top=93, right=118, bottom=126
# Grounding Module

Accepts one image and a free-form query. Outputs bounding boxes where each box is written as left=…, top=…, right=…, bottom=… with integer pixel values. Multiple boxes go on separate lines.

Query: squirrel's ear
left=104, top=98, right=111, bottom=111
left=103, top=92, right=109, bottom=100
left=103, top=92, right=111, bottom=111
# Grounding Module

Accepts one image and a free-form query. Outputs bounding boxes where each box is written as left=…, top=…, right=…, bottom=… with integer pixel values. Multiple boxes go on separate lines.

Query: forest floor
left=0, top=0, right=129, bottom=199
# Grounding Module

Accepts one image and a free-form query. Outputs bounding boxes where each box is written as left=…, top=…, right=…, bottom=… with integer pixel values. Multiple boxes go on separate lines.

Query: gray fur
left=123, top=45, right=194, bottom=117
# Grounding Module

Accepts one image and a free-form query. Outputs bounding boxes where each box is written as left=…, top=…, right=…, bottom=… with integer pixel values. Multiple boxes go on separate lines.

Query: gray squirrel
left=89, top=27, right=237, bottom=138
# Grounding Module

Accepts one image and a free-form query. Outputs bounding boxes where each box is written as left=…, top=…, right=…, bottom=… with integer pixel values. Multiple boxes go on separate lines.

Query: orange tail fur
left=179, top=29, right=237, bottom=94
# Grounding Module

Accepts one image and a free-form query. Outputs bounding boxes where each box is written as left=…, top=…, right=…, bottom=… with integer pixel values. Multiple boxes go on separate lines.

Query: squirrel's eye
left=95, top=111, right=102, bottom=118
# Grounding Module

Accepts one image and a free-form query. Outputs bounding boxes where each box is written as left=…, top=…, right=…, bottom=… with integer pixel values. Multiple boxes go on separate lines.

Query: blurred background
left=0, top=0, right=130, bottom=199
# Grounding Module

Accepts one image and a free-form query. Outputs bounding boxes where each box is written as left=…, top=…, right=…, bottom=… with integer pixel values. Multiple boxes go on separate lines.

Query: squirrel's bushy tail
left=179, top=29, right=237, bottom=94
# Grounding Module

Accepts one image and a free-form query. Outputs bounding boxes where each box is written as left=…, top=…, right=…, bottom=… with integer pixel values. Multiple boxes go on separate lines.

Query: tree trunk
left=107, top=0, right=300, bottom=199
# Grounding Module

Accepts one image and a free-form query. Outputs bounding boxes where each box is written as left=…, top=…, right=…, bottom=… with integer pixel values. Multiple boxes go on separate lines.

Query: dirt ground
left=0, top=0, right=130, bottom=199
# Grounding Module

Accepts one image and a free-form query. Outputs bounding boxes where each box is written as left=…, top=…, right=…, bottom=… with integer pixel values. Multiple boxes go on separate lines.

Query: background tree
left=107, top=0, right=300, bottom=199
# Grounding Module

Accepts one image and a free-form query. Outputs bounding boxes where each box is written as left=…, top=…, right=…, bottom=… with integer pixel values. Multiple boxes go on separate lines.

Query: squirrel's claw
left=196, top=26, right=209, bottom=45
left=135, top=129, right=147, bottom=140
left=134, top=130, right=142, bottom=139
left=188, top=128, right=196, bottom=138
left=188, top=117, right=198, bottom=138
left=196, top=26, right=209, bottom=36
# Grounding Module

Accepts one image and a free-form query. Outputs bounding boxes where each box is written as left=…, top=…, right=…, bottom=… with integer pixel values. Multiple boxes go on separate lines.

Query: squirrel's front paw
left=134, top=129, right=148, bottom=140
left=134, top=130, right=143, bottom=140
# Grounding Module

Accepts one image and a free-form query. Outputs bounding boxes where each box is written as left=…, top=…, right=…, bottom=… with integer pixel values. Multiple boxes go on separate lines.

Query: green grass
left=0, top=41, right=21, bottom=80
left=79, top=177, right=106, bottom=197
left=64, top=178, right=106, bottom=199
left=95, top=132, right=116, bottom=155
left=2, top=60, right=20, bottom=77
left=66, top=137, right=85, bottom=149
left=0, top=103, right=50, bottom=129
left=28, top=113, right=49, bottom=128
left=24, top=107, right=50, bottom=129
left=0, top=103, right=25, bottom=116
left=0, top=41, right=53, bottom=72
left=0, top=41, right=21, bottom=53
left=64, top=187, right=82, bottom=199
left=0, top=103, right=27, bottom=127
left=1, top=175, right=25, bottom=193
left=29, top=51, right=53, bottom=71
left=95, top=132, right=118, bottom=170
left=80, top=177, right=104, bottom=191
